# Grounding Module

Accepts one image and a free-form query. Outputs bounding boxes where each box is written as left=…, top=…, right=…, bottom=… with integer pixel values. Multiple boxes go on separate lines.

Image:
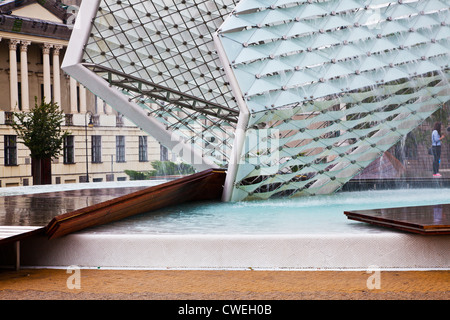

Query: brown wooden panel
left=344, top=204, right=450, bottom=235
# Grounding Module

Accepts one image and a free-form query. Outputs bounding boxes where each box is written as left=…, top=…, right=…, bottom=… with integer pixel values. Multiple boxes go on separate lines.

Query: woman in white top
left=431, top=122, right=445, bottom=177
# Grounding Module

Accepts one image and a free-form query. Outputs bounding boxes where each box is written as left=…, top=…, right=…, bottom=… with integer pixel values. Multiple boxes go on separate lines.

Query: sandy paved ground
left=0, top=269, right=448, bottom=300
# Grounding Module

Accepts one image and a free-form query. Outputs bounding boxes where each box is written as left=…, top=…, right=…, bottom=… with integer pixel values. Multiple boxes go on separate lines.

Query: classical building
left=0, top=0, right=162, bottom=187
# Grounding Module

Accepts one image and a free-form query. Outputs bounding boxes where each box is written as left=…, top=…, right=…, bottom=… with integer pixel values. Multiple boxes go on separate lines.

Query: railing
left=92, top=114, right=100, bottom=127
left=116, top=115, right=124, bottom=127
left=65, top=113, right=73, bottom=126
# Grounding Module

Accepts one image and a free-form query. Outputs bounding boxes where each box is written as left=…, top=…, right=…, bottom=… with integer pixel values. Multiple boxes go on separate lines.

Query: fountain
left=62, top=0, right=450, bottom=202
left=2, top=0, right=449, bottom=270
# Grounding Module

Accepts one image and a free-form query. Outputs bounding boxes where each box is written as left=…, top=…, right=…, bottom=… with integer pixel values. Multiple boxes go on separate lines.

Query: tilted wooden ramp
left=45, top=169, right=226, bottom=239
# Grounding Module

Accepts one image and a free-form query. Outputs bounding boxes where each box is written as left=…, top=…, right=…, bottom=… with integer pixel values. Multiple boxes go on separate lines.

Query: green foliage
left=124, top=170, right=154, bottom=180
left=391, top=101, right=449, bottom=161
left=150, top=160, right=195, bottom=176
left=427, top=103, right=449, bottom=128
left=124, top=160, right=196, bottom=180
left=8, top=98, right=70, bottom=160
left=400, top=101, right=450, bottom=147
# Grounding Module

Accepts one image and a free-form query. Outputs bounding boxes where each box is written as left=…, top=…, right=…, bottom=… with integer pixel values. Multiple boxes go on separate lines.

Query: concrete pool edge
left=7, top=232, right=450, bottom=271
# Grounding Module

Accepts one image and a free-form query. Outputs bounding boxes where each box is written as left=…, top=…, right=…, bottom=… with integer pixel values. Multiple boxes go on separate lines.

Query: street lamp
left=84, top=111, right=94, bottom=183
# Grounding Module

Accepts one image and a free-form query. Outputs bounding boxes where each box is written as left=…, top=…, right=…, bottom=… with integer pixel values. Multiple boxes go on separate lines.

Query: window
left=139, top=136, right=148, bottom=162
left=116, top=136, right=126, bottom=163
left=18, top=82, right=22, bottom=111
left=40, top=84, right=54, bottom=103
left=160, top=144, right=168, bottom=161
left=91, top=135, right=102, bottom=163
left=76, top=86, right=80, bottom=113
left=4, top=135, right=17, bottom=166
left=63, top=135, right=75, bottom=164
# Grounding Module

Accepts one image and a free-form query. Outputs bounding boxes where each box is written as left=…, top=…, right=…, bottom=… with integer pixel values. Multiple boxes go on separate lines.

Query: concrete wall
left=5, top=233, right=449, bottom=270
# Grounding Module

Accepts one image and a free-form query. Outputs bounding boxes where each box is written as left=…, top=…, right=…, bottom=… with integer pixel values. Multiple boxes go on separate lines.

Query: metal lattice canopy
left=62, top=0, right=450, bottom=202
left=64, top=0, right=240, bottom=170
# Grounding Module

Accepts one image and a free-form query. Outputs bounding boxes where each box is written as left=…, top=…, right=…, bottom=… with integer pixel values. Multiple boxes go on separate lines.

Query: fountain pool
left=73, top=188, right=450, bottom=236
left=4, top=183, right=449, bottom=270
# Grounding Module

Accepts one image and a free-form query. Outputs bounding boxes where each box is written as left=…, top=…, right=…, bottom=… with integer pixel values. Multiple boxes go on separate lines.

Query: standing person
left=432, top=122, right=445, bottom=177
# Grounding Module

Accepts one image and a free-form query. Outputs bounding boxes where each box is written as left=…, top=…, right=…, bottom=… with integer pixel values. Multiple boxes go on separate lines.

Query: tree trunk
left=31, top=158, right=52, bottom=185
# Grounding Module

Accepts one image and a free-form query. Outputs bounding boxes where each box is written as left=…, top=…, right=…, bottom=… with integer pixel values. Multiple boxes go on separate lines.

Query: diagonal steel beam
left=84, top=63, right=240, bottom=124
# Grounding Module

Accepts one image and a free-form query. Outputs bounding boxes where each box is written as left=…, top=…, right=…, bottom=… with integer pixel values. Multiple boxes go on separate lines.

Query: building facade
left=0, top=0, right=162, bottom=187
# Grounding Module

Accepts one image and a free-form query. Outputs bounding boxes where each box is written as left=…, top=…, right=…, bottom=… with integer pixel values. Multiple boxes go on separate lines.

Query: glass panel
left=216, top=0, right=450, bottom=201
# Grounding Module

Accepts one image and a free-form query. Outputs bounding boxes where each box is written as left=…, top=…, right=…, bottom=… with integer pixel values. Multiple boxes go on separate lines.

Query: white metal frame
left=213, top=32, right=249, bottom=202
left=61, top=0, right=217, bottom=172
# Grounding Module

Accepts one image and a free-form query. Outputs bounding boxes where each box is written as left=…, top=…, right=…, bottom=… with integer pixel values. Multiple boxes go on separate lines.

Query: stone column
left=53, top=45, right=63, bottom=109
left=105, top=103, right=113, bottom=114
left=42, top=43, right=53, bottom=103
left=70, top=76, right=78, bottom=113
left=96, top=96, right=104, bottom=114
left=20, top=41, right=31, bottom=111
left=9, top=39, right=20, bottom=110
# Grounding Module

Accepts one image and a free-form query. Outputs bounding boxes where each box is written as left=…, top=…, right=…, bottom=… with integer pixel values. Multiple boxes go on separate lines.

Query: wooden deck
left=0, top=186, right=150, bottom=228
left=344, top=204, right=450, bottom=235
left=0, top=226, right=44, bottom=245
left=0, top=226, right=44, bottom=270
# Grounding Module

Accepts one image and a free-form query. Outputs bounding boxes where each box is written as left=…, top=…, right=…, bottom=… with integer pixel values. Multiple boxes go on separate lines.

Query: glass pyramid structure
left=63, top=0, right=450, bottom=201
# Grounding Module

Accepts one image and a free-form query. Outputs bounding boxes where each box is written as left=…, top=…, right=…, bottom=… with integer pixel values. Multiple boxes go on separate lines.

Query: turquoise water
left=84, top=188, right=450, bottom=235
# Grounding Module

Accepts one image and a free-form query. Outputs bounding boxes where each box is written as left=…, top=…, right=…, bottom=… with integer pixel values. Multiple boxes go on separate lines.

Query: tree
left=9, top=98, right=70, bottom=185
